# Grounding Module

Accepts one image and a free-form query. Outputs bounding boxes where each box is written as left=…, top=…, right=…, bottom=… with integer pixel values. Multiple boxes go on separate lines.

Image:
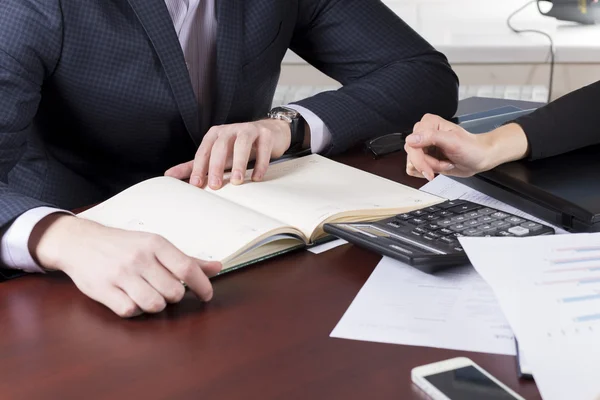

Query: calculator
left=323, top=199, right=555, bottom=273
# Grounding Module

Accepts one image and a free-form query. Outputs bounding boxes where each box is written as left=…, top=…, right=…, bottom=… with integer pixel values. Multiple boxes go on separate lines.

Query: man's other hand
left=29, top=214, right=222, bottom=318
left=165, top=119, right=291, bottom=190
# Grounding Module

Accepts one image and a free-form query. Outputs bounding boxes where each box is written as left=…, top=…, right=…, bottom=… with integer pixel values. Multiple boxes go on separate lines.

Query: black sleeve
left=291, top=0, right=459, bottom=154
left=513, top=80, right=600, bottom=160
left=0, top=0, right=63, bottom=231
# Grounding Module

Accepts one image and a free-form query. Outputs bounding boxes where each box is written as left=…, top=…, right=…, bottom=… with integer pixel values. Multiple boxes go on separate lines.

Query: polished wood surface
left=0, top=100, right=542, bottom=400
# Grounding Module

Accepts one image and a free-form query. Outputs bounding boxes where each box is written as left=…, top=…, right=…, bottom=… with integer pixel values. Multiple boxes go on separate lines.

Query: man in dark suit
left=0, top=0, right=458, bottom=317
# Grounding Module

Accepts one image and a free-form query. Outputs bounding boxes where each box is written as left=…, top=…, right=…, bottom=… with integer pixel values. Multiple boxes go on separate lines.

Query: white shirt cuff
left=287, top=104, right=332, bottom=154
left=0, top=207, right=72, bottom=273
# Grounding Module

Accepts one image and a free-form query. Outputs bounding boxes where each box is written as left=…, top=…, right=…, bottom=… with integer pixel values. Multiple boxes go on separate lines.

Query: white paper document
left=307, top=239, right=347, bottom=254
left=460, top=234, right=600, bottom=400
left=330, top=257, right=516, bottom=355
left=421, top=175, right=568, bottom=234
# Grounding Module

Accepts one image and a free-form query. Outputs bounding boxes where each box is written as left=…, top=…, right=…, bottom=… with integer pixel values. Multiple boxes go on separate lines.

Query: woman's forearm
left=478, top=123, right=530, bottom=172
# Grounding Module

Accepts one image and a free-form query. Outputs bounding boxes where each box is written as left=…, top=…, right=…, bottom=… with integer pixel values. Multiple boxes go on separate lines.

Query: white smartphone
left=411, top=357, right=525, bottom=400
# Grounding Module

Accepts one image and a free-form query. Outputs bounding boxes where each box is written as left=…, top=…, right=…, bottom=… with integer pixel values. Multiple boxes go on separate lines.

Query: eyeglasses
left=363, top=115, right=465, bottom=158
left=364, top=132, right=408, bottom=158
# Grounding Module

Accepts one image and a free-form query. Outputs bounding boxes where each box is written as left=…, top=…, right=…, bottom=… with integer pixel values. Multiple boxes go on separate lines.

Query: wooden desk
left=0, top=104, right=542, bottom=399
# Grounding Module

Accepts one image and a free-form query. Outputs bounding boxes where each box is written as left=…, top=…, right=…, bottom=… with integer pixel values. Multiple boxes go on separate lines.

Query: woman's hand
left=405, top=114, right=530, bottom=181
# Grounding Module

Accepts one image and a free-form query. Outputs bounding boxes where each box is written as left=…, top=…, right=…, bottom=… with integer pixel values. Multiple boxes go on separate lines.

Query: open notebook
left=79, top=155, right=443, bottom=272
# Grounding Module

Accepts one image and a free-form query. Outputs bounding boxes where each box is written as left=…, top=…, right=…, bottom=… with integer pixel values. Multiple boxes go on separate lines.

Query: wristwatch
left=267, top=106, right=306, bottom=152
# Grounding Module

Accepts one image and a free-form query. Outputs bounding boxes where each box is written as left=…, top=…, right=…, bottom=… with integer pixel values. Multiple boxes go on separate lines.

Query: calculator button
left=411, top=210, right=427, bottom=217
left=438, top=236, right=456, bottom=245
left=464, top=220, right=481, bottom=227
left=508, top=226, right=529, bottom=236
left=491, top=212, right=510, bottom=219
left=387, top=221, right=403, bottom=229
left=395, top=213, right=412, bottom=221
left=435, top=210, right=454, bottom=218
left=449, top=224, right=467, bottom=232
left=452, top=246, right=464, bottom=253
left=438, top=219, right=454, bottom=227
left=466, top=211, right=481, bottom=219
left=448, top=203, right=481, bottom=214
left=425, top=214, right=441, bottom=221
left=505, top=216, right=525, bottom=224
left=410, top=230, right=423, bottom=237
left=450, top=215, right=467, bottom=223
left=438, top=200, right=466, bottom=209
left=408, top=218, right=426, bottom=225
left=521, top=222, right=543, bottom=231
left=491, top=220, right=510, bottom=229
left=425, top=206, right=441, bottom=213
left=477, top=216, right=495, bottom=223
left=478, top=208, right=496, bottom=215
left=438, top=228, right=453, bottom=235
left=422, top=234, right=438, bottom=241
left=463, top=228, right=483, bottom=236
left=413, top=227, right=428, bottom=235
left=479, top=224, right=497, bottom=233
left=425, top=223, right=441, bottom=231
left=496, top=230, right=515, bottom=237
left=449, top=232, right=464, bottom=239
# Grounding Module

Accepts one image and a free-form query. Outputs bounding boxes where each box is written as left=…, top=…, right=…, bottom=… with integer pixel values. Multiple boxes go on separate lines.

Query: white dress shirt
left=0, top=0, right=331, bottom=272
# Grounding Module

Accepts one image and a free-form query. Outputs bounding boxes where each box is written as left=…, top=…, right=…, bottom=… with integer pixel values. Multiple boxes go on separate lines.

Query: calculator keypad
left=326, top=199, right=556, bottom=274
left=374, top=200, right=555, bottom=257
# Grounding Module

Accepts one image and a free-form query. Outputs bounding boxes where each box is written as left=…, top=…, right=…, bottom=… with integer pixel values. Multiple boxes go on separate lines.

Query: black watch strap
left=289, top=115, right=305, bottom=150
left=268, top=106, right=306, bottom=152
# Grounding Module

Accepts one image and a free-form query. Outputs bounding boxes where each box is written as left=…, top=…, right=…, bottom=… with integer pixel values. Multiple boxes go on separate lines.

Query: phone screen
left=424, top=366, right=519, bottom=400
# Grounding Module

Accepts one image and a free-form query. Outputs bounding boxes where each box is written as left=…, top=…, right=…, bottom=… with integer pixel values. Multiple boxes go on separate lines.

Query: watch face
left=272, top=107, right=299, bottom=119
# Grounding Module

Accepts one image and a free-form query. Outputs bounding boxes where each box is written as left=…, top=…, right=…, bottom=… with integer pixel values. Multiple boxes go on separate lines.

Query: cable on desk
left=506, top=0, right=555, bottom=103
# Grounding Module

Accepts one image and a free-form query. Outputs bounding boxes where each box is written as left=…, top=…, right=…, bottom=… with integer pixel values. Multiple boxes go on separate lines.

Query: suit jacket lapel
left=127, top=0, right=201, bottom=146
left=213, top=0, right=244, bottom=126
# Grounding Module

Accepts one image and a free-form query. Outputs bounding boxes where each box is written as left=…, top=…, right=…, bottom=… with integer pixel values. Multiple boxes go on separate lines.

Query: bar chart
left=536, top=244, right=600, bottom=332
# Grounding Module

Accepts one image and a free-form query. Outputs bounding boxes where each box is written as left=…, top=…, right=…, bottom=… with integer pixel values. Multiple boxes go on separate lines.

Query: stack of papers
left=461, top=234, right=600, bottom=400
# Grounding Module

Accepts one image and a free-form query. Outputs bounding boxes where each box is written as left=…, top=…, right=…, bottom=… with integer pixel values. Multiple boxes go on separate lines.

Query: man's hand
left=404, top=114, right=529, bottom=181
left=29, top=214, right=222, bottom=318
left=165, top=119, right=292, bottom=190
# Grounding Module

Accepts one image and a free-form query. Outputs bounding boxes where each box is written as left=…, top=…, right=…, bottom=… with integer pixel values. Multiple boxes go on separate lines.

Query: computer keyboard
left=323, top=199, right=555, bottom=274
left=272, top=84, right=549, bottom=107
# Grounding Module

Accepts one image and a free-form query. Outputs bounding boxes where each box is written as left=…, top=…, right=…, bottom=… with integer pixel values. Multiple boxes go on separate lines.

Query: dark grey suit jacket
left=0, top=0, right=458, bottom=232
